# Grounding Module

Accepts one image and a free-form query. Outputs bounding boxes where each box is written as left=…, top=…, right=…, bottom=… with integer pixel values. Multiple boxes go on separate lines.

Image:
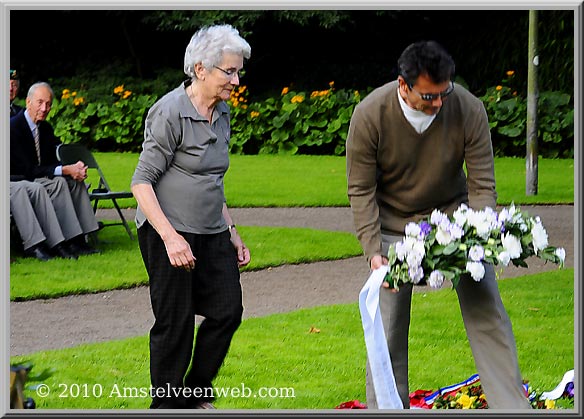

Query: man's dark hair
left=397, top=40, right=455, bottom=86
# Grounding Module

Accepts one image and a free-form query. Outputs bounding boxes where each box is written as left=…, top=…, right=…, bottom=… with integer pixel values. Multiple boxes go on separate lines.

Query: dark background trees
left=10, top=9, right=574, bottom=99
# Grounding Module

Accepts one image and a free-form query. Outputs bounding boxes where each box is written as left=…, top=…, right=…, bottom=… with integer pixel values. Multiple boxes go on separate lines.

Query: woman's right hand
left=163, top=232, right=196, bottom=271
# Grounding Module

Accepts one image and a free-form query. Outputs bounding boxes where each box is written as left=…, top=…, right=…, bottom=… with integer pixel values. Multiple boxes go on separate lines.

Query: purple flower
left=564, top=382, right=574, bottom=398
left=420, top=221, right=432, bottom=237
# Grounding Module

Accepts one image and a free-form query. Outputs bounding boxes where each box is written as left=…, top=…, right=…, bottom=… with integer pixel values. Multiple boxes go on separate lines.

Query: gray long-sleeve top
left=131, top=82, right=231, bottom=234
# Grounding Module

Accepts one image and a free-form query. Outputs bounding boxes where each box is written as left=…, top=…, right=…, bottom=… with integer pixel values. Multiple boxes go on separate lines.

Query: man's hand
left=62, top=160, right=88, bottom=182
left=370, top=254, right=397, bottom=291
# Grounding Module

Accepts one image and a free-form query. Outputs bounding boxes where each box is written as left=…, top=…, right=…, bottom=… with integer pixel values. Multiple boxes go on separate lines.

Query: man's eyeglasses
left=408, top=81, right=454, bottom=102
left=213, top=66, right=246, bottom=80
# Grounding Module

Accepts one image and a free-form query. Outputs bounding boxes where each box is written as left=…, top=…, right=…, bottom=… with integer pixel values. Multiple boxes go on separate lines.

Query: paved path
left=10, top=206, right=574, bottom=356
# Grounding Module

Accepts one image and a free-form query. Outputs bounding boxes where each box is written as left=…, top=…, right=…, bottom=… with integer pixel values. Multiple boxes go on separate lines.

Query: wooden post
left=526, top=9, right=539, bottom=195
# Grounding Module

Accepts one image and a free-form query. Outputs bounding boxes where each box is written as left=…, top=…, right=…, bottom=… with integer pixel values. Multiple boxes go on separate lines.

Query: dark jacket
left=10, top=109, right=61, bottom=181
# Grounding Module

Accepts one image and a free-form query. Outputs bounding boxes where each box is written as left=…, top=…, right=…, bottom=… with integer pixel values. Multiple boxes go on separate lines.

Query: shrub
left=228, top=82, right=363, bottom=155
left=47, top=85, right=157, bottom=151
left=479, top=71, right=573, bottom=158
left=39, top=72, right=573, bottom=158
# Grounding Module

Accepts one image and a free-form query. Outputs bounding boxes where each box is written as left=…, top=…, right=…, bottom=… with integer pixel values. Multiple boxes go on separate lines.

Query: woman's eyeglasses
left=213, top=66, right=246, bottom=80
left=408, top=82, right=454, bottom=102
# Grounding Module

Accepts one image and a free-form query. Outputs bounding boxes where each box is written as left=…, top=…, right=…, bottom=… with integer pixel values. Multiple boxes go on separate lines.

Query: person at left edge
left=10, top=69, right=23, bottom=117
left=10, top=81, right=100, bottom=256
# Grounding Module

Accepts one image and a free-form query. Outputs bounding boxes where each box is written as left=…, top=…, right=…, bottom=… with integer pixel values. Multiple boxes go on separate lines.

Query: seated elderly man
left=10, top=180, right=77, bottom=261
left=10, top=81, right=100, bottom=256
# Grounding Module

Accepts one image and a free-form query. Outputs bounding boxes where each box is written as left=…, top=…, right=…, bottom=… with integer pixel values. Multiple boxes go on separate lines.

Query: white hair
left=184, top=24, right=251, bottom=79
left=27, top=81, right=54, bottom=99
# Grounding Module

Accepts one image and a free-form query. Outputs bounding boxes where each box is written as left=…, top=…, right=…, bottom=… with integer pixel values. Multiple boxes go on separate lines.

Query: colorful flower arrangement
left=385, top=203, right=566, bottom=290
left=407, top=371, right=575, bottom=410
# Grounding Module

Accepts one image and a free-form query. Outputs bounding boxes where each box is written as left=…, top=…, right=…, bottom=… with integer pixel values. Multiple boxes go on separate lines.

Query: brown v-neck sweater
left=346, top=80, right=497, bottom=260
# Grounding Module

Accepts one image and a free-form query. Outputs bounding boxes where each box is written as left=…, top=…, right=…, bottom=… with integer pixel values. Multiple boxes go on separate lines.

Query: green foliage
left=47, top=85, right=157, bottom=152
left=479, top=71, right=574, bottom=158
left=229, top=83, right=363, bottom=155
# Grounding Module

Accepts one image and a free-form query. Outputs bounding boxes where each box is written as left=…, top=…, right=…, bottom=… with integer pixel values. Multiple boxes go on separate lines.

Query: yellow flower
left=544, top=399, right=556, bottom=409
left=123, top=90, right=132, bottom=99
left=496, top=85, right=503, bottom=91
left=354, top=90, right=360, bottom=97
left=281, top=87, right=289, bottom=95
left=329, top=81, right=335, bottom=88
left=506, top=70, right=515, bottom=76
left=113, top=85, right=124, bottom=95
left=457, top=394, right=477, bottom=409
left=71, top=91, right=77, bottom=97
left=250, top=111, right=260, bottom=119
left=290, top=95, right=304, bottom=104
left=61, top=89, right=70, bottom=100
left=73, top=97, right=85, bottom=106
left=238, top=86, right=247, bottom=94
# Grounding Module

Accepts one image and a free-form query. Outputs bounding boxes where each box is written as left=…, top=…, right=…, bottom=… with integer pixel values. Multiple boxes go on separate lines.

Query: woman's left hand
left=229, top=228, right=250, bottom=267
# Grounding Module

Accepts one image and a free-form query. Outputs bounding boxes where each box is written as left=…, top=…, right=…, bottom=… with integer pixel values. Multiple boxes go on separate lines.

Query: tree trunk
left=526, top=10, right=539, bottom=195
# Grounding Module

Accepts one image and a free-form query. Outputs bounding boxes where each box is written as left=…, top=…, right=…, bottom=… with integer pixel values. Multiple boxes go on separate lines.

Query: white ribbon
left=358, top=266, right=404, bottom=409
left=540, top=369, right=574, bottom=400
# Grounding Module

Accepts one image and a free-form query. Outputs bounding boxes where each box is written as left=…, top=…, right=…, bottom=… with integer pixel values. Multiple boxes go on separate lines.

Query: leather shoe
left=51, top=243, right=78, bottom=260
left=24, top=244, right=53, bottom=261
left=67, top=242, right=100, bottom=256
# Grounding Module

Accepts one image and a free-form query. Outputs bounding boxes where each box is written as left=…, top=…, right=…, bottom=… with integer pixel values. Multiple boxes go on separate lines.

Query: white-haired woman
left=131, top=24, right=251, bottom=410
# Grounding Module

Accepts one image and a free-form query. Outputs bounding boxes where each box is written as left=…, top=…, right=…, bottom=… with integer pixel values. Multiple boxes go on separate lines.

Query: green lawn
left=10, top=223, right=362, bottom=301
left=91, top=153, right=574, bottom=209
left=10, top=154, right=575, bottom=410
left=11, top=269, right=573, bottom=409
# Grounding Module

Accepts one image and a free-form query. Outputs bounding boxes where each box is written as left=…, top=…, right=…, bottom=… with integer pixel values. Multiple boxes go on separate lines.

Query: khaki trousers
left=10, top=180, right=65, bottom=249
left=35, top=176, right=99, bottom=240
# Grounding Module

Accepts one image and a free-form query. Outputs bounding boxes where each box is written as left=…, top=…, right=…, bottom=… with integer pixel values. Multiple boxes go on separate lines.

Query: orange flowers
left=290, top=95, right=304, bottom=104
left=114, top=85, right=132, bottom=99
left=229, top=85, right=249, bottom=108
left=61, top=89, right=85, bottom=106
left=281, top=87, right=289, bottom=95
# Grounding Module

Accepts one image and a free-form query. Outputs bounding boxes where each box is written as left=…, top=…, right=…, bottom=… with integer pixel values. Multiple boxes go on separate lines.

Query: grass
left=91, top=153, right=574, bottom=209
left=10, top=223, right=363, bottom=301
left=11, top=268, right=574, bottom=409
left=494, top=157, right=574, bottom=205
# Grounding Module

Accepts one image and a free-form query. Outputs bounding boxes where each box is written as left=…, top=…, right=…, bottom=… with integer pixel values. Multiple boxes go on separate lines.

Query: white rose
left=497, top=251, right=511, bottom=266
left=435, top=223, right=453, bottom=245
left=555, top=247, right=566, bottom=264
left=409, top=266, right=424, bottom=284
left=501, top=232, right=522, bottom=259
left=429, top=270, right=445, bottom=289
left=466, top=261, right=485, bottom=282
left=531, top=220, right=549, bottom=254
left=405, top=222, right=422, bottom=238
left=468, top=245, right=485, bottom=262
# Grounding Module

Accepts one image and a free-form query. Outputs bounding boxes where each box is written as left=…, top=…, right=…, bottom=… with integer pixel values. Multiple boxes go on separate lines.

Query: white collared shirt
left=24, top=109, right=62, bottom=176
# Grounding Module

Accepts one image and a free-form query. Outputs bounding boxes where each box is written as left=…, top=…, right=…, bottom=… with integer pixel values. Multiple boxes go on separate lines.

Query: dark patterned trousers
left=138, top=223, right=243, bottom=409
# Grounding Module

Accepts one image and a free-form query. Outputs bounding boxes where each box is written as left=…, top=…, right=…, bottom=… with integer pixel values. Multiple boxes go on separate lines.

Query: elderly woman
left=131, top=24, right=251, bottom=410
